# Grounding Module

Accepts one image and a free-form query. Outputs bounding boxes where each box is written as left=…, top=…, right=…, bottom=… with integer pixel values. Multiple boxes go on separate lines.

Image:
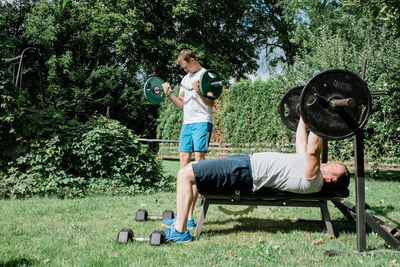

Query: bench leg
left=320, top=201, right=335, bottom=237
left=331, top=200, right=355, bottom=222
left=342, top=201, right=399, bottom=249
left=194, top=199, right=210, bottom=236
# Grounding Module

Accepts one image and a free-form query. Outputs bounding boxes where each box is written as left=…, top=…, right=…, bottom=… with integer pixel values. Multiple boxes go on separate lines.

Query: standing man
left=161, top=49, right=215, bottom=228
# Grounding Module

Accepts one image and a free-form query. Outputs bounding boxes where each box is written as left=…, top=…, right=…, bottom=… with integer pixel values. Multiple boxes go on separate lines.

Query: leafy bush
left=0, top=117, right=172, bottom=199
left=73, top=117, right=169, bottom=193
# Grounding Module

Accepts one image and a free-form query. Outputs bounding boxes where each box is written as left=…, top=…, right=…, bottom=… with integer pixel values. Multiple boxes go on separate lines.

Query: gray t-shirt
left=249, top=152, right=323, bottom=194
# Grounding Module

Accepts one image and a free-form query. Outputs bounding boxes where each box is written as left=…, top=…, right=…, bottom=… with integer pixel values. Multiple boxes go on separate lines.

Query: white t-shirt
left=180, top=68, right=213, bottom=124
left=249, top=152, right=323, bottom=194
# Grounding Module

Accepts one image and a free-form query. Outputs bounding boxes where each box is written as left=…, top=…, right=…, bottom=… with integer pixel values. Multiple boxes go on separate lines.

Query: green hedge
left=156, top=78, right=296, bottom=149
left=216, top=78, right=291, bottom=147
left=156, top=91, right=184, bottom=140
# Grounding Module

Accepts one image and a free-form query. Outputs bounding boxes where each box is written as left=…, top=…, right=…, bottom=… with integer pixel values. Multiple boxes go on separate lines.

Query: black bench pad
left=201, top=187, right=349, bottom=200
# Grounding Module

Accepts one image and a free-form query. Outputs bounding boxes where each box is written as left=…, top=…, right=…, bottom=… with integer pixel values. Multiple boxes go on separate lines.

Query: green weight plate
left=199, top=69, right=222, bottom=100
left=144, top=77, right=165, bottom=104
left=279, top=85, right=304, bottom=131
left=300, top=69, right=371, bottom=140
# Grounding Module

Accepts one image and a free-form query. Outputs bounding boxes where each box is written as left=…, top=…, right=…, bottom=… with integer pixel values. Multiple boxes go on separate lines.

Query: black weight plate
left=279, top=85, right=304, bottom=131
left=300, top=69, right=371, bottom=140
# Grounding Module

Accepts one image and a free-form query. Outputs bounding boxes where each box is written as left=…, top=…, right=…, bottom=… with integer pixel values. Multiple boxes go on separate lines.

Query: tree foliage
left=343, top=0, right=400, bottom=37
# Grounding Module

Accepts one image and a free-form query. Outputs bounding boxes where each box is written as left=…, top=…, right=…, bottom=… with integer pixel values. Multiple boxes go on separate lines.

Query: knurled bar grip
left=329, top=98, right=356, bottom=108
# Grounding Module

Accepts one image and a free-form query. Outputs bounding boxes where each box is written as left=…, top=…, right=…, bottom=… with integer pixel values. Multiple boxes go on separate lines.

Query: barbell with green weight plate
left=199, top=69, right=223, bottom=100
left=143, top=77, right=165, bottom=104
left=143, top=69, right=223, bottom=104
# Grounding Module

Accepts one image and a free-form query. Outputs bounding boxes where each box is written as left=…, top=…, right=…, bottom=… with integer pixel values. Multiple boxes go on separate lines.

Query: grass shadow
left=0, top=258, right=40, bottom=267
left=369, top=205, right=400, bottom=229
left=365, top=168, right=400, bottom=182
left=201, top=217, right=356, bottom=238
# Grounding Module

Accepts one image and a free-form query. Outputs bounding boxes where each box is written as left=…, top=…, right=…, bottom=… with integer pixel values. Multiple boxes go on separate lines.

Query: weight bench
left=194, top=187, right=351, bottom=237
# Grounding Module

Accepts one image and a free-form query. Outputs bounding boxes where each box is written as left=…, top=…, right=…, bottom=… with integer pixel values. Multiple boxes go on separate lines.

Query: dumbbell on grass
left=135, top=209, right=174, bottom=221
left=117, top=228, right=166, bottom=245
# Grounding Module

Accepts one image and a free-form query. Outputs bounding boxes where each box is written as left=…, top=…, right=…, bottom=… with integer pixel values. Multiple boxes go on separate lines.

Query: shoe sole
left=161, top=223, right=196, bottom=229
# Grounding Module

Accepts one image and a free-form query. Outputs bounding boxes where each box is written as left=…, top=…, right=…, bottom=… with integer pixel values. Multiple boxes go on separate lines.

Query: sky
left=248, top=47, right=284, bottom=81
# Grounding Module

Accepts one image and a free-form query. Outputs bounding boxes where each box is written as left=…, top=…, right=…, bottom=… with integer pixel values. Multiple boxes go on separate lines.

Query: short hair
left=177, top=49, right=196, bottom=62
left=321, top=166, right=350, bottom=191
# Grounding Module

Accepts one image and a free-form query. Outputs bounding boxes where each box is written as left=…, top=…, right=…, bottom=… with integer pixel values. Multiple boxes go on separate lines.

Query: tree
left=250, top=0, right=371, bottom=70
left=343, top=0, right=400, bottom=37
left=19, top=0, right=259, bottom=135
left=249, top=0, right=299, bottom=69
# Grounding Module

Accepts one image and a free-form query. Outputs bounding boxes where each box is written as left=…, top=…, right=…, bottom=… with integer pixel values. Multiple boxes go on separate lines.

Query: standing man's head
left=177, top=49, right=202, bottom=74
left=320, top=162, right=350, bottom=191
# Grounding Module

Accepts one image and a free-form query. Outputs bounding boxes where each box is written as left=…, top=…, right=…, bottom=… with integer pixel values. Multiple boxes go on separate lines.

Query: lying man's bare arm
left=304, top=132, right=322, bottom=180
left=296, top=117, right=307, bottom=154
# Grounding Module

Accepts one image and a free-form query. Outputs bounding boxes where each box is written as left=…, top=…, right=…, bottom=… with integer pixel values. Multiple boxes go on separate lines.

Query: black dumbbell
left=135, top=209, right=174, bottom=221
left=117, top=228, right=166, bottom=245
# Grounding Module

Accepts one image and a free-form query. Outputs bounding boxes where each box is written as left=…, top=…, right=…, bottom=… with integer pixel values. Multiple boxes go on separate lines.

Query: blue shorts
left=192, top=155, right=253, bottom=194
left=179, top=122, right=213, bottom=152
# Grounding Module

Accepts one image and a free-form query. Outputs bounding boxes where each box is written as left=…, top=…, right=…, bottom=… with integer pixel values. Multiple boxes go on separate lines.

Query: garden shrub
left=73, top=117, right=170, bottom=194
left=0, top=117, right=172, bottom=199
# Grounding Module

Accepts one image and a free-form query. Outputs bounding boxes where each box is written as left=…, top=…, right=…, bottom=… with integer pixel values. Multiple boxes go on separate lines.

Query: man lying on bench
left=162, top=117, right=350, bottom=243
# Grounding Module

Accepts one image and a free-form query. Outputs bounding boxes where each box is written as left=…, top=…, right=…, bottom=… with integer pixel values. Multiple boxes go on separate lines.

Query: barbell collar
left=210, top=81, right=223, bottom=86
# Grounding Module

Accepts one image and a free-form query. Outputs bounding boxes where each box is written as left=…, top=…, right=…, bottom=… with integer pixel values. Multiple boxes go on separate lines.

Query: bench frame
left=194, top=189, right=350, bottom=238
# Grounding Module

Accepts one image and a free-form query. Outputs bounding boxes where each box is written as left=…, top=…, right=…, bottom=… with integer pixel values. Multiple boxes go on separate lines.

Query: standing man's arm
left=162, top=82, right=185, bottom=109
left=192, top=80, right=215, bottom=108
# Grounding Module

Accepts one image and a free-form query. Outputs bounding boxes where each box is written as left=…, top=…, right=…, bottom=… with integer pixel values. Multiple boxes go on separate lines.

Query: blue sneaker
left=164, top=226, right=192, bottom=243
left=161, top=218, right=196, bottom=229
left=161, top=218, right=176, bottom=227
left=187, top=218, right=195, bottom=229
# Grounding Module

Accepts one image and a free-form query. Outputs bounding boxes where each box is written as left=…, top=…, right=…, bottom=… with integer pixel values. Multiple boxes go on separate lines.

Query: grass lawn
left=1, top=161, right=400, bottom=266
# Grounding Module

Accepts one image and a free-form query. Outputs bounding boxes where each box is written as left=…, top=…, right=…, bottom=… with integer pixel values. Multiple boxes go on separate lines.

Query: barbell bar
left=144, top=69, right=223, bottom=104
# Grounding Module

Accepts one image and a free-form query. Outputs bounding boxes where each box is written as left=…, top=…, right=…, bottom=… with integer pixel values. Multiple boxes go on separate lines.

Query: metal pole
left=321, top=139, right=328, bottom=163
left=354, top=131, right=367, bottom=252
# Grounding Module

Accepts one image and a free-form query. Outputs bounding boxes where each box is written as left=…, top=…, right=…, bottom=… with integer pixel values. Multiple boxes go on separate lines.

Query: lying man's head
left=320, top=162, right=350, bottom=191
